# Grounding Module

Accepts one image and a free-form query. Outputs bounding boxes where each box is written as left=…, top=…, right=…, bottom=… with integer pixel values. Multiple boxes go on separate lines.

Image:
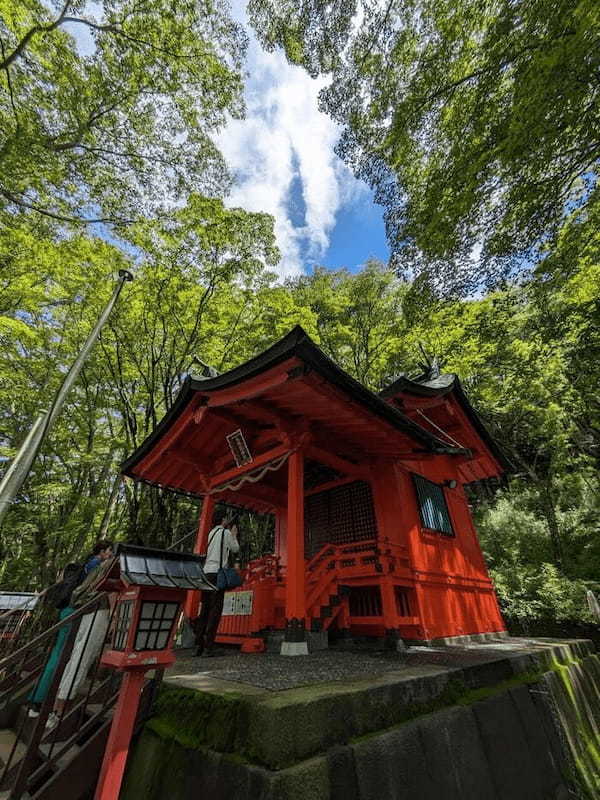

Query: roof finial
left=416, top=343, right=443, bottom=381
left=190, top=355, right=219, bottom=379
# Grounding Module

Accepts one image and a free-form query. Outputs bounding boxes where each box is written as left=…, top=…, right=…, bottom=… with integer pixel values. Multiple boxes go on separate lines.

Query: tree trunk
left=541, top=481, right=563, bottom=569
left=98, top=472, right=122, bottom=539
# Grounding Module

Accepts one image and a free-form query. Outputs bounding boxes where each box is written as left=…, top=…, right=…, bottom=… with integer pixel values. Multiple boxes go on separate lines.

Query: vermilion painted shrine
left=122, top=325, right=509, bottom=653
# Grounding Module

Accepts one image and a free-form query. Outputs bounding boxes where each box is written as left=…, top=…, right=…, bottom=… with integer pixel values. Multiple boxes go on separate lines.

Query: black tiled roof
left=122, top=326, right=468, bottom=479
left=115, top=544, right=215, bottom=591
left=0, top=592, right=38, bottom=611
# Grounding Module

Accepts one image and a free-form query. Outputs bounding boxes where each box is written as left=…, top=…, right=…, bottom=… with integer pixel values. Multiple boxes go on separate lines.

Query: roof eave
left=121, top=326, right=462, bottom=479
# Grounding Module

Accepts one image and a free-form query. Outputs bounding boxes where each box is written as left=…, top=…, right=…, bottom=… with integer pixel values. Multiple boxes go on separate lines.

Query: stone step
left=0, top=727, right=26, bottom=770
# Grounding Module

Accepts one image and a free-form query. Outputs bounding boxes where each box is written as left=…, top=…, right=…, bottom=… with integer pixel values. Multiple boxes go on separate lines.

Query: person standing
left=194, top=513, right=239, bottom=657
left=46, top=540, right=114, bottom=731
left=28, top=563, right=84, bottom=717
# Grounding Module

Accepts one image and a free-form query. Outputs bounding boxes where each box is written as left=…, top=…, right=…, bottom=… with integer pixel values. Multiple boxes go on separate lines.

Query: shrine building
left=122, top=326, right=509, bottom=654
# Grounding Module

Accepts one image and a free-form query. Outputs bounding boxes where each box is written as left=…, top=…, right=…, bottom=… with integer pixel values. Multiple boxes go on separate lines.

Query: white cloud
left=219, top=3, right=367, bottom=277
left=57, top=0, right=370, bottom=276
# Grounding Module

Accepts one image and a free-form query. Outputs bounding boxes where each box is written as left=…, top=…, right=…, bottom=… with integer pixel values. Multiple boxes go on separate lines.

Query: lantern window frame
left=134, top=600, right=180, bottom=652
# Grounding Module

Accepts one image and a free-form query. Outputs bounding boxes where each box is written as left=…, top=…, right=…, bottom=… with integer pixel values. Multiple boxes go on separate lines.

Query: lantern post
left=92, top=544, right=214, bottom=800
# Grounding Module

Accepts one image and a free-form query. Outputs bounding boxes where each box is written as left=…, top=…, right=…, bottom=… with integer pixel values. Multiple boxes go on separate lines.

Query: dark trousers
left=194, top=573, right=224, bottom=651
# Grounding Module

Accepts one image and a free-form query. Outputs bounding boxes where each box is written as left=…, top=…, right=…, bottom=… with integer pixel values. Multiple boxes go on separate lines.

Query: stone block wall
left=121, top=643, right=600, bottom=800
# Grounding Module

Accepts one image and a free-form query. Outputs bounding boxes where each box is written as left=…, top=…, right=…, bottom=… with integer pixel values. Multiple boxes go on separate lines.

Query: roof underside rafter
left=121, top=326, right=495, bottom=501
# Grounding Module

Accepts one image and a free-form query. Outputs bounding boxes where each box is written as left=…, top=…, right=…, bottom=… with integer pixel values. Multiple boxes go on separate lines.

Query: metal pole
left=0, top=412, right=47, bottom=522
left=0, top=269, right=134, bottom=528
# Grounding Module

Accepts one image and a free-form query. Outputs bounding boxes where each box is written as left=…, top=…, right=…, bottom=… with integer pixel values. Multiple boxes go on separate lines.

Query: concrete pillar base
left=281, top=617, right=308, bottom=655
left=280, top=640, right=309, bottom=656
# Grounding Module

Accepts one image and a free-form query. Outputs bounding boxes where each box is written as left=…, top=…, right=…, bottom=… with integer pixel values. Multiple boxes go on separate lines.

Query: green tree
left=290, top=260, right=411, bottom=388
left=0, top=0, right=246, bottom=225
left=249, top=0, right=600, bottom=293
left=0, top=197, right=306, bottom=587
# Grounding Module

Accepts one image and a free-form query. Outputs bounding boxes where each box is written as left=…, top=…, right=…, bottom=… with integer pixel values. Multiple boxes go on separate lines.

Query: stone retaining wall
left=121, top=641, right=600, bottom=800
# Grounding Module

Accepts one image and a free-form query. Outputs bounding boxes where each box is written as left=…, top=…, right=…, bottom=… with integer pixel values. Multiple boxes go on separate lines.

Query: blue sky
left=218, top=1, right=390, bottom=277
left=65, top=1, right=390, bottom=277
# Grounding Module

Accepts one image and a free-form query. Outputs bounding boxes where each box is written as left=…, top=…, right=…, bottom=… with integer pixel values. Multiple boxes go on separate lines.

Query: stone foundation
left=121, top=638, right=600, bottom=800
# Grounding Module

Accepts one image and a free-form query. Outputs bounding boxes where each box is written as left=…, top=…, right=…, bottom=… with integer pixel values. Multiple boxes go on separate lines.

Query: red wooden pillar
left=370, top=463, right=404, bottom=649
left=184, top=495, right=215, bottom=620
left=393, top=463, right=429, bottom=641
left=94, top=668, right=146, bottom=800
left=281, top=450, right=308, bottom=655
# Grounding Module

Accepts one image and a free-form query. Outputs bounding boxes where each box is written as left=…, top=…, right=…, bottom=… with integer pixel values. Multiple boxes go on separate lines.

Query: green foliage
left=0, top=0, right=246, bottom=224
left=1, top=0, right=598, bottom=635
left=248, top=0, right=600, bottom=294
left=289, top=260, right=411, bottom=388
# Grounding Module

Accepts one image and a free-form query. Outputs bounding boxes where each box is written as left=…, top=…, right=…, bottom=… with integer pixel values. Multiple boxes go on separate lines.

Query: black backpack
left=45, top=563, right=86, bottom=610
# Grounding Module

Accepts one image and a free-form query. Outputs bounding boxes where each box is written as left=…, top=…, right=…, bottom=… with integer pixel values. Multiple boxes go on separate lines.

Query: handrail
left=0, top=588, right=46, bottom=623
left=305, top=544, right=343, bottom=610
left=0, top=593, right=105, bottom=675
left=167, top=527, right=196, bottom=552
left=1, top=593, right=113, bottom=797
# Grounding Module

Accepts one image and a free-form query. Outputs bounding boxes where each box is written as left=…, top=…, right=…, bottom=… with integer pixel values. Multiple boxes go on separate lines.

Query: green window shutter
left=412, top=474, right=454, bottom=536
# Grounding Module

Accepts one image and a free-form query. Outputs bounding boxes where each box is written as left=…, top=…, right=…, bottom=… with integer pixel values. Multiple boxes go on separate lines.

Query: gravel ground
left=170, top=650, right=407, bottom=690
left=169, top=639, right=533, bottom=691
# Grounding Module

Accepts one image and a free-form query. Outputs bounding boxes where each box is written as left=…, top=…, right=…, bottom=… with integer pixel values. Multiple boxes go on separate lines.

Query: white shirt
left=204, top=525, right=239, bottom=573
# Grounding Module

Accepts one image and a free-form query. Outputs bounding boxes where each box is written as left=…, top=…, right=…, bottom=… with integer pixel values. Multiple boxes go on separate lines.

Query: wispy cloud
left=64, top=0, right=369, bottom=276
left=219, top=3, right=367, bottom=277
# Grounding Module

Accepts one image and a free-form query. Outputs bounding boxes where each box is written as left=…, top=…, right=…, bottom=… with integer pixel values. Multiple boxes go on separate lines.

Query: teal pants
left=29, top=605, right=74, bottom=705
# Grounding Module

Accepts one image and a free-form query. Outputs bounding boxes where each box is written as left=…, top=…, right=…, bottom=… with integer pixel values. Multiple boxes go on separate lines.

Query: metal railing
left=1, top=595, right=114, bottom=798
left=0, top=592, right=160, bottom=800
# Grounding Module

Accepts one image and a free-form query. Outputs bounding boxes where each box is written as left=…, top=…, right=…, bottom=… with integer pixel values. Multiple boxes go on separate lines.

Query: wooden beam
left=250, top=429, right=282, bottom=452
left=396, top=452, right=437, bottom=463
left=238, top=399, right=289, bottom=428
left=137, top=398, right=200, bottom=477
left=205, top=406, right=250, bottom=429
left=305, top=445, right=365, bottom=478
left=212, top=482, right=286, bottom=510
left=304, top=476, right=361, bottom=497
left=207, top=424, right=280, bottom=476
left=209, top=443, right=291, bottom=490
left=302, top=372, right=423, bottom=451
left=206, top=359, right=303, bottom=407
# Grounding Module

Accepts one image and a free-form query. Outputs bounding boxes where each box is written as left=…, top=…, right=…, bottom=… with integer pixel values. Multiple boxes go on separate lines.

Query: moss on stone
left=122, top=643, right=600, bottom=800
left=349, top=670, right=546, bottom=745
left=146, top=685, right=249, bottom=754
left=138, top=643, right=599, bottom=780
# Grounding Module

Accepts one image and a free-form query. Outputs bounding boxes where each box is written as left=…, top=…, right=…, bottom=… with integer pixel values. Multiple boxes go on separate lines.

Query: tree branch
left=0, top=187, right=134, bottom=225
left=0, top=0, right=73, bottom=70
left=0, top=37, right=20, bottom=127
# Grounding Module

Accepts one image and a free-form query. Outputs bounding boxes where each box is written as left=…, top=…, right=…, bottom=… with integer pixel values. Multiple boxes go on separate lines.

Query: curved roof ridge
left=121, top=326, right=470, bottom=479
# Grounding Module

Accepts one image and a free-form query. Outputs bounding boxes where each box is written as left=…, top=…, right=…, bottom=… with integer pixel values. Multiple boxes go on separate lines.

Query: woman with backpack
left=29, top=540, right=114, bottom=720
left=45, top=540, right=114, bottom=731
left=28, top=562, right=84, bottom=717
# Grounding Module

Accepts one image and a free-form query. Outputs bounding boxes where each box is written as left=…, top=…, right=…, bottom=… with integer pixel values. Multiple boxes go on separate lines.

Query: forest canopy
left=248, top=0, right=600, bottom=295
left=0, top=0, right=599, bottom=633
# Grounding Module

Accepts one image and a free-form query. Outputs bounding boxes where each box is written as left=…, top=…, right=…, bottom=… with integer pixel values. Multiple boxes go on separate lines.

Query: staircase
left=0, top=597, right=158, bottom=800
left=305, top=545, right=349, bottom=633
